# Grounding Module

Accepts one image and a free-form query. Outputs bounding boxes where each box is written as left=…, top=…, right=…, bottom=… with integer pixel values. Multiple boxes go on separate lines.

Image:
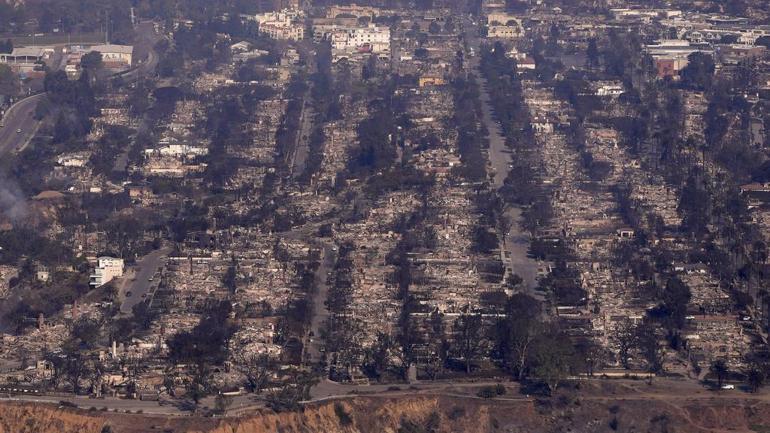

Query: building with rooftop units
left=90, top=257, right=125, bottom=287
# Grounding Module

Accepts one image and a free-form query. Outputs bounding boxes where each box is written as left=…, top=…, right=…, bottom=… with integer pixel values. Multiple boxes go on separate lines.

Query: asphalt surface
left=306, top=243, right=336, bottom=363
left=291, top=98, right=315, bottom=179
left=0, top=22, right=160, bottom=162
left=463, top=18, right=541, bottom=291
left=120, top=248, right=171, bottom=315
left=0, top=93, right=46, bottom=158
left=118, top=21, right=161, bottom=81
left=3, top=376, right=768, bottom=418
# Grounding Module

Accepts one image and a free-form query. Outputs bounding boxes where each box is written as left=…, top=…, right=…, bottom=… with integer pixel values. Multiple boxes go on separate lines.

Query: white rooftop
left=89, top=44, right=134, bottom=54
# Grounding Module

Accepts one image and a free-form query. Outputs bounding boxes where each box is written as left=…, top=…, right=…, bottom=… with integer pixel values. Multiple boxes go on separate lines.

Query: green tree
left=636, top=322, right=664, bottom=379
left=80, top=51, right=103, bottom=72
left=710, top=359, right=729, bottom=389
left=497, top=293, right=541, bottom=381
left=362, top=331, right=394, bottom=381
left=223, top=256, right=238, bottom=294
left=0, top=64, right=17, bottom=97
left=530, top=331, right=574, bottom=394
left=62, top=342, right=89, bottom=394
left=680, top=52, right=715, bottom=91
left=613, top=321, right=637, bottom=369
left=0, top=39, right=12, bottom=54
left=574, top=339, right=607, bottom=377
left=746, top=365, right=765, bottom=392
left=214, top=393, right=233, bottom=415
left=186, top=362, right=210, bottom=410
left=453, top=313, right=486, bottom=374
left=266, top=369, right=318, bottom=412
left=71, top=317, right=102, bottom=349
left=236, top=353, right=272, bottom=393
left=652, top=277, right=691, bottom=329
left=586, top=38, right=599, bottom=69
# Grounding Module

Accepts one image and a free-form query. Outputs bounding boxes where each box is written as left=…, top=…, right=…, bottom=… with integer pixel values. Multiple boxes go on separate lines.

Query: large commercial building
left=89, top=44, right=134, bottom=67
left=253, top=9, right=306, bottom=41
left=485, top=12, right=524, bottom=39
left=90, top=257, right=125, bottom=287
left=313, top=22, right=391, bottom=60
left=0, top=46, right=54, bottom=74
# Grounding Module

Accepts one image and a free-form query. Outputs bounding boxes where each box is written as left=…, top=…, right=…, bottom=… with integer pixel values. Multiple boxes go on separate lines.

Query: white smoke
left=0, top=177, right=28, bottom=222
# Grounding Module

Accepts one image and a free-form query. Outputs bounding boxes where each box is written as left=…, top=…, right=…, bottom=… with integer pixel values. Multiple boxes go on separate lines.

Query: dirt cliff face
left=4, top=393, right=770, bottom=433
left=0, top=403, right=103, bottom=433
left=200, top=396, right=541, bottom=433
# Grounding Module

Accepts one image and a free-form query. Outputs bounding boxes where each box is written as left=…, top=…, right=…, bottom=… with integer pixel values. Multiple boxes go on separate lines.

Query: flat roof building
left=90, top=257, right=124, bottom=287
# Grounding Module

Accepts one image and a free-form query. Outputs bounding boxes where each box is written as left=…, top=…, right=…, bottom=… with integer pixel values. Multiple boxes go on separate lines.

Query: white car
left=721, top=384, right=735, bottom=390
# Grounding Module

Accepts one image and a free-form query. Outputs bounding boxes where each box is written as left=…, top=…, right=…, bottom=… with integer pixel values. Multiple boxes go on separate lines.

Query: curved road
left=0, top=22, right=161, bottom=159
left=117, top=21, right=161, bottom=81
left=0, top=93, right=46, bottom=157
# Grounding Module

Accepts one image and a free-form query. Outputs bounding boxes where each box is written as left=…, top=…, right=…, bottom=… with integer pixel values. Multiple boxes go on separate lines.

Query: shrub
left=448, top=406, right=465, bottom=420
left=334, top=402, right=353, bottom=426
left=477, top=385, right=506, bottom=398
left=477, top=387, right=496, bottom=399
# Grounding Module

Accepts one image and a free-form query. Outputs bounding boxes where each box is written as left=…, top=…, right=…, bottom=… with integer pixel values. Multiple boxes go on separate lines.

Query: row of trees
left=348, top=81, right=403, bottom=176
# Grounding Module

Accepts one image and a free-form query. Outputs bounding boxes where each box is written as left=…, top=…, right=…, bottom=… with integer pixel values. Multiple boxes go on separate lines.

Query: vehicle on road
left=16, top=129, right=21, bottom=133
left=721, top=384, right=735, bottom=390
left=125, top=291, right=133, bottom=297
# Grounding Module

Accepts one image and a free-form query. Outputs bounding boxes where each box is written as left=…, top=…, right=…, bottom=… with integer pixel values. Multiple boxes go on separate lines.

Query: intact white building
left=334, top=25, right=390, bottom=52
left=253, top=9, right=303, bottom=24
left=488, top=25, right=523, bottom=39
left=89, top=44, right=134, bottom=67
left=486, top=12, right=524, bottom=39
left=0, top=46, right=54, bottom=73
left=90, top=257, right=124, bottom=287
left=486, top=12, right=521, bottom=26
left=254, top=9, right=305, bottom=41
left=314, top=23, right=391, bottom=58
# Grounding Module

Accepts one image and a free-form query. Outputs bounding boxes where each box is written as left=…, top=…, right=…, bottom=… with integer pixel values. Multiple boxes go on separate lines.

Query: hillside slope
left=3, top=389, right=770, bottom=433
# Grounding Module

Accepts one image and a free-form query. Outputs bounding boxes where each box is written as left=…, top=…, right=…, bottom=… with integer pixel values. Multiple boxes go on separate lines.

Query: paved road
left=462, top=18, right=541, bottom=291
left=0, top=394, right=188, bottom=416
left=120, top=248, right=171, bottom=315
left=306, top=243, right=336, bottom=363
left=0, top=94, right=46, bottom=158
left=291, top=97, right=315, bottom=179
left=4, top=376, right=770, bottom=418
left=117, top=21, right=161, bottom=81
